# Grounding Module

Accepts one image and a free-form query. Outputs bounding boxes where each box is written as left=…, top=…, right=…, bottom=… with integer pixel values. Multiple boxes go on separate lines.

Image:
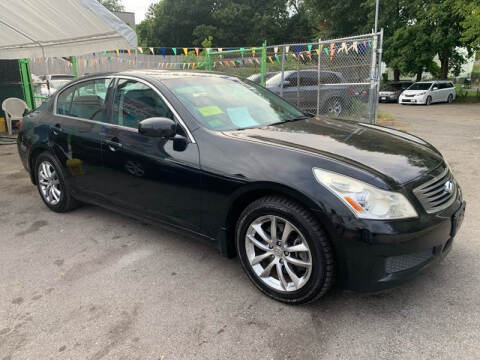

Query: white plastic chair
left=2, top=98, right=27, bottom=135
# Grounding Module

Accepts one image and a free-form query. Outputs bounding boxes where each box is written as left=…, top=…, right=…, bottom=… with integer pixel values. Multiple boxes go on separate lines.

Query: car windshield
left=381, top=84, right=400, bottom=91
left=166, top=76, right=306, bottom=131
left=49, top=79, right=71, bottom=91
left=265, top=72, right=285, bottom=87
left=408, top=82, right=432, bottom=90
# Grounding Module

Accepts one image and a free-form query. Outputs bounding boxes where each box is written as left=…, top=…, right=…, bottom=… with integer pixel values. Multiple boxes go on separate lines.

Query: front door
left=52, top=78, right=113, bottom=198
left=99, top=78, right=204, bottom=233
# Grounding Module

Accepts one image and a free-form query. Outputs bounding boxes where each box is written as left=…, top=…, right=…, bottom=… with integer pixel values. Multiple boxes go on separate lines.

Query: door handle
left=106, top=137, right=122, bottom=152
left=52, top=123, right=63, bottom=135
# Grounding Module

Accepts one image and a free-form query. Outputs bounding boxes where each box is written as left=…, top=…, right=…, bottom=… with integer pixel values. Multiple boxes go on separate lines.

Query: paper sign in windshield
left=227, top=107, right=258, bottom=128
left=198, top=105, right=223, bottom=117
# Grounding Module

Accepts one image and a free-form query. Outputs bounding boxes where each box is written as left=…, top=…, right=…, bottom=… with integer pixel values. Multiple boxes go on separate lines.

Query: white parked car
left=399, top=81, right=456, bottom=105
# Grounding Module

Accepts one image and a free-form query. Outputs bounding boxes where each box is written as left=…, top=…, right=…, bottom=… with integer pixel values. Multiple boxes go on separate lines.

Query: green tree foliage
left=136, top=0, right=476, bottom=79
left=458, top=0, right=480, bottom=48
left=98, top=0, right=124, bottom=12
left=137, top=0, right=303, bottom=47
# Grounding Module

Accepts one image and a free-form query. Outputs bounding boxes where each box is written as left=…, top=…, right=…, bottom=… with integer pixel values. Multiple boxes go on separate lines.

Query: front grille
left=413, top=168, right=456, bottom=213
left=385, top=250, right=433, bottom=273
left=404, top=94, right=415, bottom=97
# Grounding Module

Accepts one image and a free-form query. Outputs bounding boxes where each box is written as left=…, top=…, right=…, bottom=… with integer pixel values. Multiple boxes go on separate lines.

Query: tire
left=236, top=196, right=334, bottom=304
left=447, top=94, right=453, bottom=104
left=325, top=97, right=343, bottom=117
left=426, top=96, right=432, bottom=106
left=35, top=152, right=80, bottom=213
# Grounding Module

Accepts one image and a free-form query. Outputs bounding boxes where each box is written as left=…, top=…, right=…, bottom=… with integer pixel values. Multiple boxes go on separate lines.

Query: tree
left=136, top=0, right=294, bottom=47
left=98, top=0, right=124, bottom=12
left=421, top=0, right=470, bottom=79
left=458, top=0, right=480, bottom=48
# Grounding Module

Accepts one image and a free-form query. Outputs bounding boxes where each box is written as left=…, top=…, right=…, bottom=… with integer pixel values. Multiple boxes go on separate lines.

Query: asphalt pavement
left=0, top=102, right=479, bottom=359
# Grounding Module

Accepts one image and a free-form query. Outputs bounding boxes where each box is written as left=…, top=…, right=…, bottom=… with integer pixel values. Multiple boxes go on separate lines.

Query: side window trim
left=54, top=75, right=195, bottom=143
left=113, top=76, right=195, bottom=143
left=54, top=77, right=112, bottom=120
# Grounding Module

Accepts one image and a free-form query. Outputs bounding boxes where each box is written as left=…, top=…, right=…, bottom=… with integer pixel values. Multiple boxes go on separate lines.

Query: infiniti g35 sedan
left=17, top=70, right=465, bottom=304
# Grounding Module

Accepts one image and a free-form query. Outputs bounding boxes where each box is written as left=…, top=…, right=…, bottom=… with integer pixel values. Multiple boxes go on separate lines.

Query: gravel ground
left=0, top=102, right=479, bottom=360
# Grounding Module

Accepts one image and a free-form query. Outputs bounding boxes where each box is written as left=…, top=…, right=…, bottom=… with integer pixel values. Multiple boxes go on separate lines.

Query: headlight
left=313, top=168, right=418, bottom=220
left=417, top=92, right=426, bottom=96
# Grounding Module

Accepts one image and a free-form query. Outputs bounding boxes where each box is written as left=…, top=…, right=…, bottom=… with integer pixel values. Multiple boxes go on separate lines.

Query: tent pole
left=71, top=56, right=78, bottom=77
left=18, top=58, right=35, bottom=110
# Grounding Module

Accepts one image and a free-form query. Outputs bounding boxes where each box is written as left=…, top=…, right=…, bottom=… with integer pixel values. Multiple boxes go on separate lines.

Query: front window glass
left=112, top=79, right=173, bottom=128
left=166, top=76, right=305, bottom=131
left=56, top=78, right=111, bottom=121
left=408, top=82, right=432, bottom=90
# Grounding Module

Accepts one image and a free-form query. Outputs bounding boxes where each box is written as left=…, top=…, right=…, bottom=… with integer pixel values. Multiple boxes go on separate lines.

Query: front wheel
left=236, top=196, right=334, bottom=304
left=447, top=94, right=453, bottom=103
left=426, top=96, right=432, bottom=106
left=325, top=97, right=343, bottom=117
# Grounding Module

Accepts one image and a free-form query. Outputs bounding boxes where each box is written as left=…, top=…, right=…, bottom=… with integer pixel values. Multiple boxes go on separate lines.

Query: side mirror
left=433, top=86, right=438, bottom=91
left=138, top=117, right=176, bottom=138
left=282, top=80, right=291, bottom=87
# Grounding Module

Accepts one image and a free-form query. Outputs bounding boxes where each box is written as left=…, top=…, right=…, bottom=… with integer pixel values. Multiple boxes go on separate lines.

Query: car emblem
left=444, top=181, right=454, bottom=194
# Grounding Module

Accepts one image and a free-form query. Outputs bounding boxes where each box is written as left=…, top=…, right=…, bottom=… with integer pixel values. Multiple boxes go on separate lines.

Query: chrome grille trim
left=413, top=168, right=457, bottom=213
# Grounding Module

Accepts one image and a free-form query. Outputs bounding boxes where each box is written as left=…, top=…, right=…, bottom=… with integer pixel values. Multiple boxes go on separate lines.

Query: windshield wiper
left=270, top=116, right=310, bottom=126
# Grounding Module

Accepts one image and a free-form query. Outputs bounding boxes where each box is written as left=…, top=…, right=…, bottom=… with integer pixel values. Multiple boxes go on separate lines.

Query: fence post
left=260, top=40, right=267, bottom=86
left=374, top=28, right=384, bottom=125
left=368, top=32, right=378, bottom=124
left=206, top=49, right=212, bottom=71
left=316, top=39, right=321, bottom=116
left=280, top=45, right=285, bottom=97
left=18, top=58, right=35, bottom=110
left=71, top=56, right=78, bottom=77
left=296, top=49, right=300, bottom=108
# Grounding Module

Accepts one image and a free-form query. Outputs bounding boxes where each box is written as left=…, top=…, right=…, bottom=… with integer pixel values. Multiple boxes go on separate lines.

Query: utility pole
left=374, top=0, right=380, bottom=33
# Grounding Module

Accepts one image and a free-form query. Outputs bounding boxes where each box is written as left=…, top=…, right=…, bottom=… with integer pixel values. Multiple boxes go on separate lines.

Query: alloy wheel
left=245, top=215, right=312, bottom=292
left=327, top=98, right=342, bottom=117
left=38, top=161, right=62, bottom=206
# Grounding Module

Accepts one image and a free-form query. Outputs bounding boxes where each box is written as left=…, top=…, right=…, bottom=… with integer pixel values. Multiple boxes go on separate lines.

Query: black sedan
left=17, top=71, right=465, bottom=304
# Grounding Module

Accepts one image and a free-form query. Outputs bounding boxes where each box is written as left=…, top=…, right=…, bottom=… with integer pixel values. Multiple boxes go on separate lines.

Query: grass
left=377, top=111, right=395, bottom=122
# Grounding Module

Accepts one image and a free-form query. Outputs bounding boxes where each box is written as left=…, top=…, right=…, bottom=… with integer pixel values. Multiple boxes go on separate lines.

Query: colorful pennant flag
left=183, top=48, right=188, bottom=56
left=195, top=48, right=199, bottom=56
left=172, top=48, right=177, bottom=55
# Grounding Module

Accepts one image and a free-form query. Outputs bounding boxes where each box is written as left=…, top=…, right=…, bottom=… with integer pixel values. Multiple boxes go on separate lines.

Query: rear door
left=99, top=77, right=204, bottom=232
left=52, top=78, right=113, bottom=198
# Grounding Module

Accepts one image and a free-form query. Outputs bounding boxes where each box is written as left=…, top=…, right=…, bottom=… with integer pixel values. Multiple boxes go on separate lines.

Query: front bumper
left=318, top=191, right=465, bottom=292
left=379, top=95, right=398, bottom=103
left=399, top=96, right=427, bottom=104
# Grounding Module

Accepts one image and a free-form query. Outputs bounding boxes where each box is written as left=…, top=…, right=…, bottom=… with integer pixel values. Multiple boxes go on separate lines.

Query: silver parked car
left=399, top=81, right=456, bottom=105
left=265, top=70, right=353, bottom=116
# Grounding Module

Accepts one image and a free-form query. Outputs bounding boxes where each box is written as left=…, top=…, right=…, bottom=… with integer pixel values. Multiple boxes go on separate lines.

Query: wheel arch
left=219, top=182, right=327, bottom=258
left=28, top=145, right=50, bottom=185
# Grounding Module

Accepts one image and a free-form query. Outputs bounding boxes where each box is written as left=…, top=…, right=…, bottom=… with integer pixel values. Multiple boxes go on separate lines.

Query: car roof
left=76, top=70, right=240, bottom=82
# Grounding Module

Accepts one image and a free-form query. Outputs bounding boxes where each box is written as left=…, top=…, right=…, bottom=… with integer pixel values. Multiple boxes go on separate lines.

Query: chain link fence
left=29, top=32, right=382, bottom=123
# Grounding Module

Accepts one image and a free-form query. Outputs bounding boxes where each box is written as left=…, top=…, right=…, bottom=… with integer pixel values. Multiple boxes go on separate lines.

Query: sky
left=122, top=0, right=157, bottom=23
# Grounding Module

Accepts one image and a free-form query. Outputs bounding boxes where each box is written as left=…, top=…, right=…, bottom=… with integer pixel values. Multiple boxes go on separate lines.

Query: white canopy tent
left=0, top=0, right=137, bottom=59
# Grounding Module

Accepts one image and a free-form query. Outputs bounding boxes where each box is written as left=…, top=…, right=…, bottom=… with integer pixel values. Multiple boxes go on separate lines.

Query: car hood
left=402, top=90, right=428, bottom=96
left=223, top=118, right=443, bottom=185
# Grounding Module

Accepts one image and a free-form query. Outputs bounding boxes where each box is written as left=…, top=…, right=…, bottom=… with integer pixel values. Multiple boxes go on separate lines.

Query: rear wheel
left=426, top=96, right=432, bottom=106
left=447, top=94, right=453, bottom=104
left=35, top=152, right=80, bottom=212
left=236, top=196, right=334, bottom=304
